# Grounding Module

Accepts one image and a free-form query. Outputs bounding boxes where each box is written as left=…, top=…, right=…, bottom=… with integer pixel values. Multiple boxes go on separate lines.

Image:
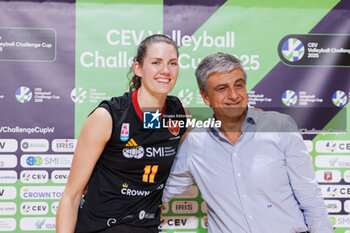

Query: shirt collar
left=209, top=107, right=259, bottom=136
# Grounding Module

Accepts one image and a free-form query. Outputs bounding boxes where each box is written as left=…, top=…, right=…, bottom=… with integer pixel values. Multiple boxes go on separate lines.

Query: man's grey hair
left=195, top=52, right=247, bottom=93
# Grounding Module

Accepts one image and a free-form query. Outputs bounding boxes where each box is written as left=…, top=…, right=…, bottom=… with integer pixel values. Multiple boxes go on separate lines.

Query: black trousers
left=99, top=223, right=159, bottom=233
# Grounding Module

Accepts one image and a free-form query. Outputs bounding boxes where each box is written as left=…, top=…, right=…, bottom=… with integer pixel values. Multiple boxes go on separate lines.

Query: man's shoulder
left=253, top=110, right=296, bottom=131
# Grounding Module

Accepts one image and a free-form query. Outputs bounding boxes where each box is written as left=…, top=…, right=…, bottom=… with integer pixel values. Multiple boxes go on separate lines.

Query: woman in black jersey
left=56, top=34, right=188, bottom=233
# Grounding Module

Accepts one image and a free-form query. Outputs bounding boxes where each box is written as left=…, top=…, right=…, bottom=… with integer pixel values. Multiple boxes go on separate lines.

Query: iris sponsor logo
left=0, top=202, right=16, bottom=215
left=0, top=139, right=18, bottom=152
left=52, top=139, right=76, bottom=152
left=0, top=155, right=17, bottom=168
left=143, top=110, right=161, bottom=129
left=51, top=170, right=69, bottom=183
left=281, top=90, right=297, bottom=106
left=20, top=170, right=48, bottom=183
left=332, top=90, right=347, bottom=107
left=21, top=154, right=73, bottom=168
left=281, top=38, right=305, bottom=62
left=20, top=202, right=49, bottom=215
left=21, top=139, right=49, bottom=152
left=0, top=171, right=17, bottom=183
left=0, top=187, right=17, bottom=200
left=16, top=86, right=32, bottom=103
left=159, top=216, right=198, bottom=229
left=172, top=201, right=198, bottom=214
left=120, top=183, right=150, bottom=197
left=20, top=186, right=65, bottom=199
left=20, top=217, right=56, bottom=230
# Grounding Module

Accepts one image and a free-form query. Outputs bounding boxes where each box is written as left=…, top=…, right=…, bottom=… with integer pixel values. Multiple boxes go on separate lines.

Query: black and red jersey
left=75, top=90, right=186, bottom=233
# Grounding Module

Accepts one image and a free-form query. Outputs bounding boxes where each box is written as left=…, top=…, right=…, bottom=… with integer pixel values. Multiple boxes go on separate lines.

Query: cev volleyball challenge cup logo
left=281, top=38, right=305, bottom=62
left=71, top=87, right=87, bottom=103
left=16, top=86, right=32, bottom=103
left=281, top=90, right=297, bottom=106
left=332, top=90, right=347, bottom=107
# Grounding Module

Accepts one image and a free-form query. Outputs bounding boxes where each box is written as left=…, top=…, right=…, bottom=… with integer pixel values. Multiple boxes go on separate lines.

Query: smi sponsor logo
left=20, top=202, right=49, bottom=215
left=316, top=140, right=350, bottom=153
left=20, top=186, right=65, bottom=199
left=120, top=183, right=151, bottom=197
left=52, top=139, right=77, bottom=152
left=20, top=170, right=48, bottom=184
left=21, top=139, right=49, bottom=152
left=0, top=139, right=18, bottom=152
left=21, top=154, right=73, bottom=168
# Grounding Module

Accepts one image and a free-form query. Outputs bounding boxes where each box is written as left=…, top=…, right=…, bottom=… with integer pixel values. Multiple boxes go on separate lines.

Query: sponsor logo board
left=20, top=186, right=65, bottom=199
left=21, top=139, right=49, bottom=152
left=21, top=154, right=73, bottom=168
left=0, top=186, right=16, bottom=200
left=20, top=202, right=49, bottom=215
left=315, top=170, right=341, bottom=183
left=52, top=139, right=76, bottom=152
left=0, top=218, right=16, bottom=231
left=0, top=170, right=17, bottom=183
left=20, top=217, right=56, bottom=230
left=51, top=170, right=69, bottom=183
left=0, top=139, right=18, bottom=152
left=172, top=201, right=198, bottom=214
left=0, top=155, right=17, bottom=168
left=0, top=202, right=16, bottom=215
left=20, top=170, right=48, bottom=183
left=160, top=216, right=198, bottom=229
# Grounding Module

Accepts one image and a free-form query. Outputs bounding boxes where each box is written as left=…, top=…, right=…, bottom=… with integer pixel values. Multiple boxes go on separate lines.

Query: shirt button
left=233, top=152, right=237, bottom=156
left=237, top=173, right=241, bottom=177
left=249, top=215, right=252, bottom=219
left=242, top=194, right=246, bottom=198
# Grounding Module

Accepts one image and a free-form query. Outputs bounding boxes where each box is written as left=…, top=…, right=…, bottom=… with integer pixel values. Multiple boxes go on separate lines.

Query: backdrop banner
left=0, top=0, right=349, bottom=232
